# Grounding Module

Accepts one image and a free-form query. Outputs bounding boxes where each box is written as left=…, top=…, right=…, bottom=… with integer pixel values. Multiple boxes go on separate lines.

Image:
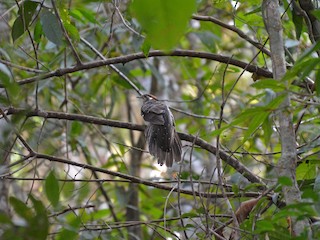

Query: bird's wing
left=141, top=101, right=166, bottom=125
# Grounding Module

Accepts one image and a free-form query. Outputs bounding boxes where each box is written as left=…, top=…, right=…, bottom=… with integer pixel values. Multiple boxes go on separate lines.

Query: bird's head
left=138, top=94, right=158, bottom=102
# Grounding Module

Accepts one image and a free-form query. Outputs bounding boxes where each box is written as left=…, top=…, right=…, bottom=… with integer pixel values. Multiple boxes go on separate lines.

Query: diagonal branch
left=192, top=14, right=271, bottom=56
left=5, top=107, right=266, bottom=187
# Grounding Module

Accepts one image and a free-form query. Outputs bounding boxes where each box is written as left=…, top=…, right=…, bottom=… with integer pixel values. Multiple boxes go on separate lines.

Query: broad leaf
left=29, top=195, right=49, bottom=239
left=296, top=161, right=316, bottom=181
left=40, top=9, right=63, bottom=46
left=292, top=9, right=303, bottom=40
left=251, top=79, right=286, bottom=91
left=45, top=170, right=60, bottom=207
left=9, top=197, right=33, bottom=220
left=0, top=63, right=20, bottom=100
left=11, top=0, right=39, bottom=42
left=130, top=0, right=196, bottom=50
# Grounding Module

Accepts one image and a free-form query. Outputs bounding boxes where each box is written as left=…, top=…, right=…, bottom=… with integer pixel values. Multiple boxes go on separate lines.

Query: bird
left=139, top=94, right=182, bottom=167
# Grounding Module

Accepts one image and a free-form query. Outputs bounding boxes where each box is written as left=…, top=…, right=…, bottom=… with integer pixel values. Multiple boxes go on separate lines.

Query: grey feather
left=140, top=94, right=182, bottom=167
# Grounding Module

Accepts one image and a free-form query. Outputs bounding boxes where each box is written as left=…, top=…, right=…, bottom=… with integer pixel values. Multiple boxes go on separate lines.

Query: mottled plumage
left=139, top=94, right=182, bottom=167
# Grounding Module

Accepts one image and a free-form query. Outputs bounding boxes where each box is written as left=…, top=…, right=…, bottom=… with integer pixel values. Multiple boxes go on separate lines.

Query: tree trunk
left=262, top=0, right=310, bottom=236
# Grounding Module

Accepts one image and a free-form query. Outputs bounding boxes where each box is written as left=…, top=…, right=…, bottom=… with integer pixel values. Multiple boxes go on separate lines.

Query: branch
left=0, top=58, right=45, bottom=73
left=33, top=152, right=262, bottom=199
left=5, top=107, right=266, bottom=187
left=0, top=50, right=273, bottom=88
left=192, top=14, right=271, bottom=56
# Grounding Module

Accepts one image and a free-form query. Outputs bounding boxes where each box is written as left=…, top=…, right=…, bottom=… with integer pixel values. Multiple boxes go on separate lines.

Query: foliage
left=0, top=0, right=320, bottom=239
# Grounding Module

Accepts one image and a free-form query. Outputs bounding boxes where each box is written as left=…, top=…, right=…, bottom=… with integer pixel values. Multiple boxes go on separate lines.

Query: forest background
left=0, top=0, right=320, bottom=239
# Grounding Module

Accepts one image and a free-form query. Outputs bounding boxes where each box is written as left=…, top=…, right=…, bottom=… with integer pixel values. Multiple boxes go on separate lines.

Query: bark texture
left=262, top=0, right=310, bottom=236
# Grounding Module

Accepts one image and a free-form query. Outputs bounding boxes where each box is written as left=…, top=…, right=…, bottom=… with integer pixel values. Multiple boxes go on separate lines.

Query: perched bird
left=139, top=94, right=182, bottom=167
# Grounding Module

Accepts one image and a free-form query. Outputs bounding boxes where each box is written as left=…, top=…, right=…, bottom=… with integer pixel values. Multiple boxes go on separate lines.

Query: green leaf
left=141, top=39, right=151, bottom=56
left=70, top=8, right=99, bottom=25
left=69, top=9, right=85, bottom=23
left=130, top=0, right=196, bottom=50
left=12, top=16, right=25, bottom=42
left=243, top=94, right=285, bottom=142
left=242, top=109, right=269, bottom=143
left=211, top=94, right=285, bottom=139
left=296, top=161, right=316, bottom=181
left=9, top=196, right=33, bottom=220
left=34, top=20, right=43, bottom=43
left=278, top=176, right=292, bottom=186
left=316, top=68, right=320, bottom=96
left=302, top=188, right=319, bottom=201
left=0, top=63, right=20, bottom=100
left=194, top=31, right=217, bottom=51
left=45, top=170, right=60, bottom=207
left=262, top=116, right=272, bottom=146
left=78, top=8, right=99, bottom=24
left=254, top=220, right=275, bottom=233
left=11, top=0, right=39, bottom=42
left=56, top=213, right=81, bottom=240
left=29, top=195, right=49, bottom=239
left=91, top=209, right=110, bottom=220
left=0, top=212, right=12, bottom=224
left=59, top=7, right=80, bottom=42
left=40, top=9, right=64, bottom=46
left=312, top=9, right=320, bottom=20
left=244, top=6, right=261, bottom=16
left=296, top=41, right=320, bottom=63
left=18, top=0, right=38, bottom=23
left=299, top=58, right=320, bottom=81
left=61, top=181, right=75, bottom=199
left=232, top=184, right=240, bottom=195
left=251, top=79, right=286, bottom=91
left=64, top=22, right=80, bottom=42
left=292, top=10, right=303, bottom=40
left=70, top=121, right=82, bottom=137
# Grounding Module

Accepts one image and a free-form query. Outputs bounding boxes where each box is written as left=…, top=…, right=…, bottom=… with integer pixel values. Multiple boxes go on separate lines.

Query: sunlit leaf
left=296, top=161, right=316, bottom=181
left=64, top=22, right=80, bottom=42
left=34, top=20, right=43, bottom=43
left=251, top=79, right=286, bottom=91
left=141, top=39, right=151, bottom=56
